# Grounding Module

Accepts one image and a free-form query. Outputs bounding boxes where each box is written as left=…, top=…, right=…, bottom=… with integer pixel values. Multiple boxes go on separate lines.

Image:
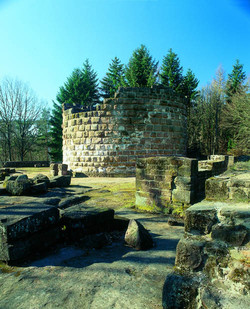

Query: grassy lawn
left=16, top=167, right=51, bottom=178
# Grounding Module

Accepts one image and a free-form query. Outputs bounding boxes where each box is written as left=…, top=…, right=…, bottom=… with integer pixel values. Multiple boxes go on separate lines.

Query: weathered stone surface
left=58, top=164, right=68, bottom=176
left=5, top=179, right=31, bottom=196
left=124, top=219, right=153, bottom=250
left=32, top=174, right=50, bottom=187
left=211, top=224, right=248, bottom=246
left=205, top=177, right=229, bottom=200
left=0, top=204, right=60, bottom=242
left=112, top=215, right=129, bottom=231
left=63, top=87, right=187, bottom=177
left=135, top=155, right=233, bottom=213
left=58, top=195, right=90, bottom=209
left=167, top=217, right=184, bottom=226
left=175, top=237, right=204, bottom=270
left=0, top=204, right=60, bottom=261
left=185, top=204, right=218, bottom=234
left=50, top=163, right=59, bottom=177
left=206, top=173, right=250, bottom=203
left=0, top=206, right=184, bottom=309
left=1, top=226, right=61, bottom=261
left=31, top=182, right=48, bottom=195
left=60, top=205, right=115, bottom=238
left=162, top=272, right=198, bottom=309
left=172, top=188, right=195, bottom=204
left=199, top=287, right=222, bottom=309
left=169, top=200, right=250, bottom=309
left=2, top=175, right=19, bottom=187
left=49, top=175, right=71, bottom=188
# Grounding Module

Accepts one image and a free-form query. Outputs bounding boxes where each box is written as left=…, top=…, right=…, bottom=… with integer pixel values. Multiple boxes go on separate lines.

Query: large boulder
left=33, top=174, right=50, bottom=188
left=5, top=175, right=31, bottom=196
left=124, top=219, right=153, bottom=250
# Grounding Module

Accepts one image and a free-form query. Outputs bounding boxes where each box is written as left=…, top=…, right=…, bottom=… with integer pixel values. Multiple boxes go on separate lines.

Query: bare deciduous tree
left=0, top=77, right=41, bottom=162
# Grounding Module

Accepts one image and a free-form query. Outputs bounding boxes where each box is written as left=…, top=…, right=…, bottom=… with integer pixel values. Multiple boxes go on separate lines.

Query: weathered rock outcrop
left=163, top=202, right=250, bottom=309
left=206, top=173, right=250, bottom=202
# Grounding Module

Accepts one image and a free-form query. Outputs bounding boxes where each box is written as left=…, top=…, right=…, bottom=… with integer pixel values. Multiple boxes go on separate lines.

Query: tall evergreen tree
left=160, top=48, right=183, bottom=92
left=100, top=57, right=125, bottom=97
left=125, top=45, right=158, bottom=87
left=226, top=59, right=247, bottom=103
left=49, top=59, right=100, bottom=161
left=57, top=59, right=100, bottom=107
left=49, top=101, right=63, bottom=162
left=181, top=69, right=199, bottom=109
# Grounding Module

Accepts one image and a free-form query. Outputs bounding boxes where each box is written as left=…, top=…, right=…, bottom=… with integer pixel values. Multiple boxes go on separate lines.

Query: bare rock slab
left=0, top=204, right=60, bottom=261
left=125, top=219, right=153, bottom=250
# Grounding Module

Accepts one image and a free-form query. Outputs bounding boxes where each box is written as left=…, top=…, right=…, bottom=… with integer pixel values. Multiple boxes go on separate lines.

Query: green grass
left=230, top=161, right=250, bottom=171
left=17, top=167, right=50, bottom=177
left=82, top=180, right=136, bottom=210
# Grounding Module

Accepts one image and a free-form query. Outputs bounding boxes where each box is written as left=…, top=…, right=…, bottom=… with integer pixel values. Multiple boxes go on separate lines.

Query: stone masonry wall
left=62, top=87, right=187, bottom=176
left=136, top=155, right=233, bottom=213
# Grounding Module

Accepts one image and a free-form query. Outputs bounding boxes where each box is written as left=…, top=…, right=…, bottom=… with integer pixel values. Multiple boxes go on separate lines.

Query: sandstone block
left=205, top=177, right=229, bottom=200
left=162, top=272, right=198, bottom=309
left=175, top=237, right=205, bottom=270
left=211, top=224, right=248, bottom=246
left=185, top=204, right=218, bottom=234
left=60, top=205, right=114, bottom=238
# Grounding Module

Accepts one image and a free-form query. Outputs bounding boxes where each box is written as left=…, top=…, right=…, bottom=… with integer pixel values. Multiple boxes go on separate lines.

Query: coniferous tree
left=100, top=57, right=125, bottom=97
left=160, top=48, right=183, bottom=92
left=181, top=69, right=199, bottom=111
left=57, top=59, right=100, bottom=107
left=225, top=59, right=247, bottom=103
left=125, top=45, right=158, bottom=87
left=49, top=101, right=63, bottom=162
left=49, top=59, right=100, bottom=161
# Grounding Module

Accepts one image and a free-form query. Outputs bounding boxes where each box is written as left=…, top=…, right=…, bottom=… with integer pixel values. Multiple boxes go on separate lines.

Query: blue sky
left=0, top=0, right=249, bottom=107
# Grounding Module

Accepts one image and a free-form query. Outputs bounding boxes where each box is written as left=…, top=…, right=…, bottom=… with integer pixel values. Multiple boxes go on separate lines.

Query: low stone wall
left=206, top=174, right=250, bottom=202
left=3, top=161, right=50, bottom=168
left=63, top=87, right=187, bottom=177
left=163, top=202, right=250, bottom=309
left=135, top=155, right=233, bottom=213
left=136, top=156, right=198, bottom=213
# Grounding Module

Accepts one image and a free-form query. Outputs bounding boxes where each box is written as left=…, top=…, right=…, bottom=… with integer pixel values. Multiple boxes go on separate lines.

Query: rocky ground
left=0, top=174, right=184, bottom=309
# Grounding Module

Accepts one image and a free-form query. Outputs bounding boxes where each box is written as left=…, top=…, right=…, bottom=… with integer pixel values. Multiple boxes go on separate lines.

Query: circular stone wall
left=63, top=87, right=187, bottom=176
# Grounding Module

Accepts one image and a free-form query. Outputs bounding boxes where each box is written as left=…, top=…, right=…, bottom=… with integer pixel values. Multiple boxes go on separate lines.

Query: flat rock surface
left=0, top=208, right=184, bottom=309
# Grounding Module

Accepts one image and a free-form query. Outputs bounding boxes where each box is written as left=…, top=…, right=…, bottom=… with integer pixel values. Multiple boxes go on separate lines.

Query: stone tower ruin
left=62, top=87, right=187, bottom=176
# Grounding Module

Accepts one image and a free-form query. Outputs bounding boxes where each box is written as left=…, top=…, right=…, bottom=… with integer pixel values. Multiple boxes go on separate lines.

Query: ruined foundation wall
left=63, top=87, right=187, bottom=177
left=135, top=155, right=233, bottom=213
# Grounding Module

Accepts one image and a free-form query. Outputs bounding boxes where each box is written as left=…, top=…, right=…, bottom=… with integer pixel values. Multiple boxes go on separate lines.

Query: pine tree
left=226, top=59, right=247, bottom=103
left=125, top=45, right=158, bottom=87
left=48, top=101, right=62, bottom=162
left=100, top=57, right=125, bottom=97
left=57, top=59, right=100, bottom=107
left=49, top=59, right=100, bottom=161
left=181, top=69, right=199, bottom=109
left=160, top=48, right=183, bottom=92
